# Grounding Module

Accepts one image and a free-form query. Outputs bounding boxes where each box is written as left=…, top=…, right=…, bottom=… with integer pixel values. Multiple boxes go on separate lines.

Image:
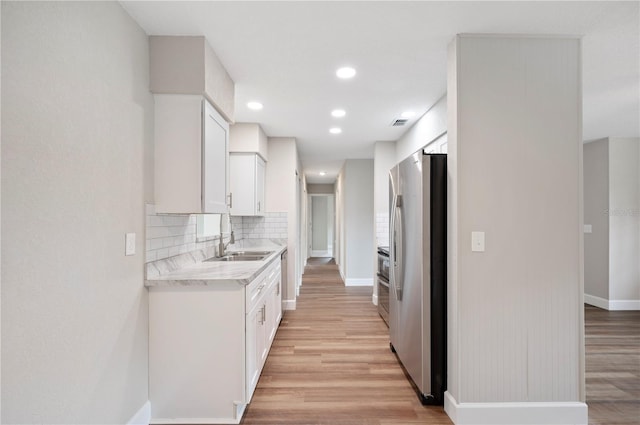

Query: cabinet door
left=256, top=156, right=266, bottom=215
left=229, top=154, right=255, bottom=216
left=246, top=302, right=265, bottom=399
left=202, top=100, right=229, bottom=213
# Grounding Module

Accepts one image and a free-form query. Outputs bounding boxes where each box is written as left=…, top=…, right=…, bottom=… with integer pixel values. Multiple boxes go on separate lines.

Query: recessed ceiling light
left=331, top=109, right=346, bottom=118
left=401, top=111, right=416, bottom=118
left=319, top=171, right=327, bottom=176
left=247, top=101, right=263, bottom=110
left=336, top=67, right=356, bottom=79
left=329, top=127, right=342, bottom=134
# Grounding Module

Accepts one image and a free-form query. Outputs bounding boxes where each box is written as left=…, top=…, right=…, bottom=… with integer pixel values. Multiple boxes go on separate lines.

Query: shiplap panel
left=451, top=35, right=582, bottom=405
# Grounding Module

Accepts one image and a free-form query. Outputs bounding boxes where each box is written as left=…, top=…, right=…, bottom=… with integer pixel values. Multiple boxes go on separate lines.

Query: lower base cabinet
left=148, top=258, right=282, bottom=424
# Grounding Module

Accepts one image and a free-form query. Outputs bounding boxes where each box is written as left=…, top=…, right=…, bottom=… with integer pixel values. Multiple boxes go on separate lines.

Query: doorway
left=308, top=194, right=334, bottom=258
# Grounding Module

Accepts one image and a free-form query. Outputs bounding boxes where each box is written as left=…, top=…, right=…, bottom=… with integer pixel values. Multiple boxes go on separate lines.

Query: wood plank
left=585, top=304, right=640, bottom=423
left=240, top=258, right=452, bottom=424
left=242, top=260, right=640, bottom=424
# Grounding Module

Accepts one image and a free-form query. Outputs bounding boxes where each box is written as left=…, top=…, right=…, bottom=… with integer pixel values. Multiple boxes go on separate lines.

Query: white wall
left=2, top=2, right=151, bottom=423
left=266, top=137, right=300, bottom=308
left=373, top=141, right=396, bottom=247
left=584, top=139, right=610, bottom=300
left=229, top=122, right=268, bottom=160
left=446, top=35, right=585, bottom=423
left=0, top=2, right=3, bottom=417
left=583, top=137, right=640, bottom=310
left=311, top=196, right=329, bottom=251
left=396, top=94, right=447, bottom=163
left=336, top=169, right=346, bottom=278
left=608, top=137, right=640, bottom=304
left=307, top=183, right=335, bottom=194
left=341, top=160, right=375, bottom=285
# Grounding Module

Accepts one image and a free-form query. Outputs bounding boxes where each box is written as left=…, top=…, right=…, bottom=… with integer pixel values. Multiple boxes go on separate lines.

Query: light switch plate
left=584, top=224, right=592, bottom=234
left=125, top=233, right=136, bottom=256
left=471, top=231, right=485, bottom=252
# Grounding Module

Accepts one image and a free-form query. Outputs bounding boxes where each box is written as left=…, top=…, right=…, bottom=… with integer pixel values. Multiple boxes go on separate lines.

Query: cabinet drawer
left=245, top=256, right=282, bottom=310
left=246, top=276, right=268, bottom=310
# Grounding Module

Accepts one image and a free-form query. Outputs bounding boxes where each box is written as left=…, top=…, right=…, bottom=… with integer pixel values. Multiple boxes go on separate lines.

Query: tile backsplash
left=145, top=204, right=287, bottom=263
left=376, top=212, right=389, bottom=247
left=234, top=214, right=288, bottom=240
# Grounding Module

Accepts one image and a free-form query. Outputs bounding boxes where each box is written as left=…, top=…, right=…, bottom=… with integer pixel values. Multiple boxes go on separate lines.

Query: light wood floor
left=585, top=305, right=640, bottom=424
left=241, top=259, right=640, bottom=424
left=240, top=257, right=452, bottom=424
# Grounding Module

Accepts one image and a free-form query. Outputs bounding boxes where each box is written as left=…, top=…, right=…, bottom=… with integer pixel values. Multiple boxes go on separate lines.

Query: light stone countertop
left=144, top=239, right=287, bottom=287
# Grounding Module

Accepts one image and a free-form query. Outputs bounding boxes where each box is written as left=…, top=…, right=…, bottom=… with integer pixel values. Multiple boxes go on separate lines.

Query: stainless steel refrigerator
left=389, top=151, right=446, bottom=405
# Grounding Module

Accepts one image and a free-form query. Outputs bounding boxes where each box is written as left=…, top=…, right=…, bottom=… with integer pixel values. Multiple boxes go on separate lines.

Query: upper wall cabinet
left=154, top=95, right=229, bottom=214
left=150, top=35, right=235, bottom=214
left=230, top=153, right=265, bottom=216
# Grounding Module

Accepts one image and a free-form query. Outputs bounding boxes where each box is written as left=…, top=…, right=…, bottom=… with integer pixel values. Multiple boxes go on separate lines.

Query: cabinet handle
left=262, top=305, right=266, bottom=323
left=258, top=201, right=261, bottom=212
left=259, top=305, right=266, bottom=324
left=277, top=281, right=280, bottom=296
left=227, top=193, right=233, bottom=208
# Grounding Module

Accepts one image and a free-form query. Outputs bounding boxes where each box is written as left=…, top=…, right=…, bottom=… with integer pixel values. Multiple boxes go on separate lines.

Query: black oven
left=377, top=247, right=390, bottom=326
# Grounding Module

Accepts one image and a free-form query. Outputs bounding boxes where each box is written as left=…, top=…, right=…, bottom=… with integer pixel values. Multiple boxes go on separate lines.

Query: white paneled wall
left=446, top=35, right=585, bottom=423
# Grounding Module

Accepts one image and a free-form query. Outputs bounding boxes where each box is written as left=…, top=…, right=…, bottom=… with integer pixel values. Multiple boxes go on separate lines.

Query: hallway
left=240, top=258, right=452, bottom=424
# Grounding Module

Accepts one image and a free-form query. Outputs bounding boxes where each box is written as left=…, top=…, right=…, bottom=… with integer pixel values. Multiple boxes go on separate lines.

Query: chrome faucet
left=217, top=214, right=235, bottom=257
left=218, top=230, right=235, bottom=257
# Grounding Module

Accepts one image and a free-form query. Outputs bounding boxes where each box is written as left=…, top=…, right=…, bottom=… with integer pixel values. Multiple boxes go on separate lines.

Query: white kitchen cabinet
left=246, top=295, right=267, bottom=398
left=154, top=94, right=229, bottom=214
left=230, top=153, right=266, bottom=216
left=148, top=256, right=282, bottom=424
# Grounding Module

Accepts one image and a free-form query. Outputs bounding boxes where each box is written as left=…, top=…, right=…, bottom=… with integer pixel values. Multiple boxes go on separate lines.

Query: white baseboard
left=372, top=293, right=378, bottom=306
left=609, top=299, right=640, bottom=310
left=151, top=418, right=240, bottom=425
left=444, top=391, right=587, bottom=425
left=584, top=294, right=609, bottom=310
left=585, top=293, right=640, bottom=311
left=127, top=401, right=151, bottom=425
left=282, top=299, right=296, bottom=310
left=344, top=278, right=374, bottom=286
left=310, top=250, right=330, bottom=257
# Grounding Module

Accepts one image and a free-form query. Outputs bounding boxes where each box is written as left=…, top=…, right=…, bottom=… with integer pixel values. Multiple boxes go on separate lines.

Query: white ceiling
left=121, top=1, right=640, bottom=184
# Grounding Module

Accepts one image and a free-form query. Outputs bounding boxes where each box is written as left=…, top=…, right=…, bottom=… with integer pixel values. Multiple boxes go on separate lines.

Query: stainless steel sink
left=227, top=251, right=273, bottom=256
left=207, top=255, right=266, bottom=262
left=205, top=252, right=273, bottom=262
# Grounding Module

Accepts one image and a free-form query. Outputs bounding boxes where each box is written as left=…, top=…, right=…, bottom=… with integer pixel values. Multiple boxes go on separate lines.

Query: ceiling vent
left=391, top=119, right=409, bottom=127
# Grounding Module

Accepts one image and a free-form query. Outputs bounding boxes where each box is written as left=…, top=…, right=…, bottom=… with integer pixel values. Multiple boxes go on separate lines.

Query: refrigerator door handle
left=391, top=194, right=403, bottom=300
left=390, top=193, right=397, bottom=290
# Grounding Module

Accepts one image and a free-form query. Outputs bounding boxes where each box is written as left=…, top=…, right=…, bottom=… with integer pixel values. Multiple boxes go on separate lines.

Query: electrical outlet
left=125, top=233, right=136, bottom=256
left=471, top=231, right=485, bottom=252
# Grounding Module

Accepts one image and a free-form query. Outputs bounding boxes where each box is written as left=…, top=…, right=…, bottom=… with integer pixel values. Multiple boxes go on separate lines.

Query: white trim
left=609, top=299, right=640, bottom=310
left=282, top=299, right=296, bottom=311
left=585, top=294, right=640, bottom=311
left=372, top=293, right=378, bottom=306
left=584, top=293, right=609, bottom=310
left=444, top=391, right=588, bottom=425
left=151, top=418, right=239, bottom=425
left=127, top=401, right=151, bottom=425
left=310, top=250, right=331, bottom=257
left=344, top=278, right=374, bottom=286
